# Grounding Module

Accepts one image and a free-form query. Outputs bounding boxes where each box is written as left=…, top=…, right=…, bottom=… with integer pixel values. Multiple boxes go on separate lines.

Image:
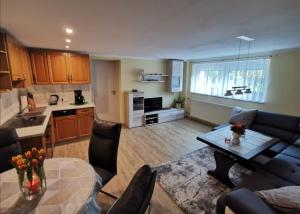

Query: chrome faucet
left=18, top=104, right=31, bottom=115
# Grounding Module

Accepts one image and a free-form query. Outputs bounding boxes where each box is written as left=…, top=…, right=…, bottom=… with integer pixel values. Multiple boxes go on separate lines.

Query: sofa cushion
left=229, top=107, right=257, bottom=127
left=252, top=111, right=300, bottom=132
left=263, top=141, right=289, bottom=157
left=256, top=186, right=300, bottom=214
left=250, top=124, right=295, bottom=143
left=236, top=168, right=293, bottom=191
left=263, top=154, right=300, bottom=185
left=282, top=145, right=300, bottom=160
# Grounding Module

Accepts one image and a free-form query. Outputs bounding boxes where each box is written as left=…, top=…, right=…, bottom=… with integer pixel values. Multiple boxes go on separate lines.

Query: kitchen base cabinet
left=77, top=108, right=94, bottom=137
left=53, top=107, right=94, bottom=142
left=54, top=115, right=78, bottom=142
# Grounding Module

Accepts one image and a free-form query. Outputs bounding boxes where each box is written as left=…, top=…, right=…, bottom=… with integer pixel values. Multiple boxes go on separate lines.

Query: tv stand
left=144, top=108, right=184, bottom=126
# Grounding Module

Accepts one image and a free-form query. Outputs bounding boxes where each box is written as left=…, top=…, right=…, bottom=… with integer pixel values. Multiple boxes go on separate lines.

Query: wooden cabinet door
left=69, top=53, right=90, bottom=84
left=6, top=36, right=23, bottom=80
left=20, top=48, right=33, bottom=87
left=47, top=51, right=69, bottom=84
left=54, top=115, right=78, bottom=142
left=30, top=51, right=50, bottom=84
left=77, top=108, right=94, bottom=137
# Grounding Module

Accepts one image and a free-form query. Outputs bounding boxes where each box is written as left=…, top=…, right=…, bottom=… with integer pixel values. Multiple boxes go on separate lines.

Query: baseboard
left=188, top=116, right=218, bottom=127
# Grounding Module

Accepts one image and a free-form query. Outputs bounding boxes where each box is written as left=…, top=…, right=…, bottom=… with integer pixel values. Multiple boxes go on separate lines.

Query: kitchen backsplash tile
left=0, top=89, right=19, bottom=125
left=0, top=84, right=92, bottom=125
left=29, top=84, right=92, bottom=105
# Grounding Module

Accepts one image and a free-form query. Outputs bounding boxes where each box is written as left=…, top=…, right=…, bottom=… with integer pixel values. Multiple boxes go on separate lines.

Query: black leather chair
left=0, top=128, right=22, bottom=173
left=88, top=119, right=122, bottom=198
left=107, top=165, right=157, bottom=214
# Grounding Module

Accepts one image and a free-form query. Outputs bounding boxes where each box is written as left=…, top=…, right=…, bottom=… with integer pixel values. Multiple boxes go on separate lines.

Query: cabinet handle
left=67, top=74, right=70, bottom=82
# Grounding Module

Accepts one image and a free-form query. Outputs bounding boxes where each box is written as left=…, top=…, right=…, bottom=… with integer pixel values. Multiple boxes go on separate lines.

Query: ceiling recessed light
left=236, top=36, right=255, bottom=41
left=65, top=28, right=73, bottom=34
left=65, top=39, right=71, bottom=43
left=65, top=45, right=70, bottom=49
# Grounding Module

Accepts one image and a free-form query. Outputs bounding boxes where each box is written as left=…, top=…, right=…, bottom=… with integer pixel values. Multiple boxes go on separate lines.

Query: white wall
left=187, top=50, right=300, bottom=124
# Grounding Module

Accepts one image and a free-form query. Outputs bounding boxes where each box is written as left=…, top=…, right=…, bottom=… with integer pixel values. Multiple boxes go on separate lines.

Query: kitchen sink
left=16, top=107, right=46, bottom=118
left=2, top=115, right=47, bottom=128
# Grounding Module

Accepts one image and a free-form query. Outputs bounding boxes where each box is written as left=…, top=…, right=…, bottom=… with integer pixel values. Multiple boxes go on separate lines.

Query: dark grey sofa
left=213, top=110, right=300, bottom=157
left=215, top=110, right=300, bottom=214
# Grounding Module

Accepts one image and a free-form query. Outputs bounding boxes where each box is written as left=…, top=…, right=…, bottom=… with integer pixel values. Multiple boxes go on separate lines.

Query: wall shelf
left=138, top=80, right=165, bottom=83
left=138, top=69, right=168, bottom=82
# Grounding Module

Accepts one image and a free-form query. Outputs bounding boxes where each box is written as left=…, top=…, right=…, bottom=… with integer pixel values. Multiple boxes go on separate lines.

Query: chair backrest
left=88, top=120, right=121, bottom=175
left=107, top=165, right=157, bottom=214
left=0, top=128, right=22, bottom=173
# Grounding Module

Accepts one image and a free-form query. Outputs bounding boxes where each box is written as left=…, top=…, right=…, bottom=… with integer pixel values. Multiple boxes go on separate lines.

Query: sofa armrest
left=216, top=188, right=276, bottom=214
left=212, top=123, right=230, bottom=131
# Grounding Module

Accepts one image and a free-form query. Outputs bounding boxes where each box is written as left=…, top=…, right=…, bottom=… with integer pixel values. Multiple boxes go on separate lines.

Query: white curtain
left=190, top=58, right=270, bottom=103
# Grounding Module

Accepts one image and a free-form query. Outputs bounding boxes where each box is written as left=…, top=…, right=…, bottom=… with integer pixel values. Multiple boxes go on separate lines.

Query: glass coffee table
left=197, top=125, right=279, bottom=188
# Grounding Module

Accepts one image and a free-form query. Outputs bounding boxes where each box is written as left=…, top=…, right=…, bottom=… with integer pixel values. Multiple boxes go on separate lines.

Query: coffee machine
left=74, top=90, right=85, bottom=105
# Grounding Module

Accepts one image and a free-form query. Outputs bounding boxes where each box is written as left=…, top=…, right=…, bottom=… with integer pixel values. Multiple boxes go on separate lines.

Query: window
left=190, top=58, right=270, bottom=102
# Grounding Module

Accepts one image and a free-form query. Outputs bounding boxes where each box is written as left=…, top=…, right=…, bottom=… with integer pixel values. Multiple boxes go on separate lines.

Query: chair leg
left=148, top=203, right=152, bottom=214
left=100, top=189, right=118, bottom=199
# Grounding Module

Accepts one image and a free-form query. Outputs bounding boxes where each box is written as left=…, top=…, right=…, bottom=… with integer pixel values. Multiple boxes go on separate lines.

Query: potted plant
left=174, top=96, right=185, bottom=109
left=230, top=124, right=245, bottom=145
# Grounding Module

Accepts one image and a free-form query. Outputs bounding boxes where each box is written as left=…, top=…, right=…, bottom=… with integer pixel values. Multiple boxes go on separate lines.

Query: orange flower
left=16, top=158, right=25, bottom=166
left=12, top=156, right=18, bottom=163
left=25, top=151, right=32, bottom=159
left=31, top=147, right=37, bottom=155
left=38, top=156, right=44, bottom=162
left=19, top=164, right=27, bottom=170
left=38, top=149, right=45, bottom=156
left=32, top=159, right=38, bottom=166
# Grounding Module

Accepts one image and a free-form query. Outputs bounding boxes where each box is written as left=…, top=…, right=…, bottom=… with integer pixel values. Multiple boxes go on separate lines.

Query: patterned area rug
left=155, top=146, right=251, bottom=214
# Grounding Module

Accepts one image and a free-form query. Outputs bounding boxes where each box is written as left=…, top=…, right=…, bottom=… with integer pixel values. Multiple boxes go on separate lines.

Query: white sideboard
left=144, top=108, right=184, bottom=126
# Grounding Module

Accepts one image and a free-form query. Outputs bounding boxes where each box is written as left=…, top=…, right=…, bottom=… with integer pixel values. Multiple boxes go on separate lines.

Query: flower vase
left=231, top=132, right=241, bottom=145
left=19, top=168, right=42, bottom=200
left=37, top=166, right=47, bottom=192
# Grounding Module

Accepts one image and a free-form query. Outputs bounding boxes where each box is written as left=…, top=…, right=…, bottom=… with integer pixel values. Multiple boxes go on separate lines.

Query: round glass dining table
left=0, top=158, right=102, bottom=214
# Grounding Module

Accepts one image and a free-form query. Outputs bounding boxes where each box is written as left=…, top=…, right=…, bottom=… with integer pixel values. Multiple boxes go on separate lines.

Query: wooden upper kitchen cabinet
left=47, top=51, right=90, bottom=84
left=6, top=35, right=23, bottom=81
left=47, top=51, right=69, bottom=84
left=69, top=53, right=90, bottom=83
left=77, top=108, right=94, bottom=137
left=6, top=35, right=33, bottom=88
left=30, top=50, right=50, bottom=84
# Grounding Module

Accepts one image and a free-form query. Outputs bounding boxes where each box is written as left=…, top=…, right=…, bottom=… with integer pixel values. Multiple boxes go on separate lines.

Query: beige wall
left=186, top=50, right=300, bottom=124
left=119, top=59, right=179, bottom=123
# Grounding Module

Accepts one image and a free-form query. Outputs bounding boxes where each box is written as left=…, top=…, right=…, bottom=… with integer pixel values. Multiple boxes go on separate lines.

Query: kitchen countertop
left=15, top=103, right=95, bottom=139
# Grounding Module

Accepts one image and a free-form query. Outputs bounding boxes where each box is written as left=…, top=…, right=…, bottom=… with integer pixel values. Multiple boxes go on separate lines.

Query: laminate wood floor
left=53, top=118, right=211, bottom=213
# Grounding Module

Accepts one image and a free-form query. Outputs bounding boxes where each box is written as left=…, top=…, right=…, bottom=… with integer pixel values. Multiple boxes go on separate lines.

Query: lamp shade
left=244, top=88, right=252, bottom=94
left=235, top=89, right=243, bottom=95
left=224, top=90, right=233, bottom=96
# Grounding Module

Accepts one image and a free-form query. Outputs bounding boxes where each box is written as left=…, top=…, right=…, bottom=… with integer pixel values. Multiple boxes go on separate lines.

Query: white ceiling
left=1, top=0, right=300, bottom=60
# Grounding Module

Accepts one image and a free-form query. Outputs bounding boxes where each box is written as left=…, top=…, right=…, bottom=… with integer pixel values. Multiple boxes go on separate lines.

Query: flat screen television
left=144, top=97, right=162, bottom=112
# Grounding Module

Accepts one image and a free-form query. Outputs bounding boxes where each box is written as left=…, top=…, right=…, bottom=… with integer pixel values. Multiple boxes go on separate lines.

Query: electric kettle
left=49, top=94, right=59, bottom=105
